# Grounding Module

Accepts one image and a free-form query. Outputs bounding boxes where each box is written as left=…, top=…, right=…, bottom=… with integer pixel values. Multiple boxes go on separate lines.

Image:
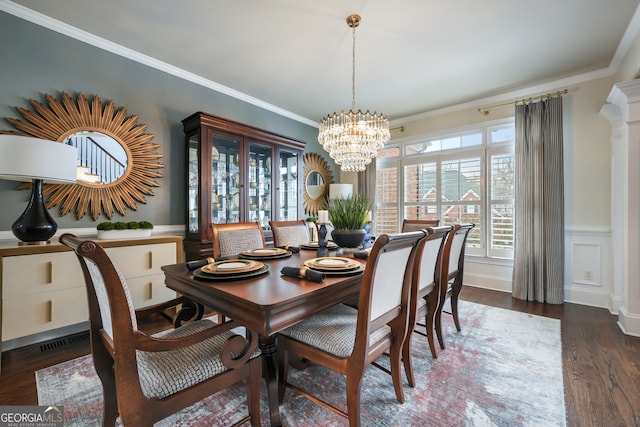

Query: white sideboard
left=0, top=235, right=183, bottom=358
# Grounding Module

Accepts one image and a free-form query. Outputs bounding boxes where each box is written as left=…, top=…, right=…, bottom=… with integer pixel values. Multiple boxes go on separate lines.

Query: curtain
left=512, top=96, right=564, bottom=304
left=358, top=161, right=376, bottom=204
left=358, top=160, right=377, bottom=232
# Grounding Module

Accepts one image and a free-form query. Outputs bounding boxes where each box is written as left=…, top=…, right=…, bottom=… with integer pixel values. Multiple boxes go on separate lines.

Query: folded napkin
left=276, top=245, right=300, bottom=253
left=353, top=251, right=369, bottom=259
left=281, top=266, right=325, bottom=282
left=186, top=256, right=230, bottom=271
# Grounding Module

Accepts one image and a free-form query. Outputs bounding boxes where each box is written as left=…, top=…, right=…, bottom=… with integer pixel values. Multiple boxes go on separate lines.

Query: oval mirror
left=305, top=171, right=324, bottom=200
left=302, top=153, right=334, bottom=216
left=3, top=91, right=163, bottom=220
left=64, top=130, right=128, bottom=185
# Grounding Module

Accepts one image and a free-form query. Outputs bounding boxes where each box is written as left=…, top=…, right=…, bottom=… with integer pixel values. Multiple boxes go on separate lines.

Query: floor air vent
left=39, top=331, right=90, bottom=352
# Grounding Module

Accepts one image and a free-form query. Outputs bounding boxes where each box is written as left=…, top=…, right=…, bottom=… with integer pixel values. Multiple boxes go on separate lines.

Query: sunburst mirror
left=2, top=91, right=163, bottom=220
left=303, top=152, right=334, bottom=216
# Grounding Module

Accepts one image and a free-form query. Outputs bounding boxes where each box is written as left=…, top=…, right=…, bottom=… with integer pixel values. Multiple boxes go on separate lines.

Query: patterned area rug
left=36, top=301, right=566, bottom=426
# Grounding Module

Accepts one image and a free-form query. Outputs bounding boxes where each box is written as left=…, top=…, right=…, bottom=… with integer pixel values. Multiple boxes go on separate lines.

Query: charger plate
left=300, top=241, right=338, bottom=250
left=201, top=259, right=263, bottom=275
left=194, top=264, right=270, bottom=281
left=303, top=257, right=361, bottom=271
left=239, top=247, right=292, bottom=260
left=307, top=264, right=365, bottom=277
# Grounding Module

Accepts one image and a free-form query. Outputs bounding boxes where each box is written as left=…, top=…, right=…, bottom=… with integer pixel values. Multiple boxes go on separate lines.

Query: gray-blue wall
left=0, top=11, right=330, bottom=231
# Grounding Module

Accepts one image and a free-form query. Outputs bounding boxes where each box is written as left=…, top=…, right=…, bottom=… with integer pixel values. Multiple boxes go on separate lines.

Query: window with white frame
left=375, top=119, right=514, bottom=259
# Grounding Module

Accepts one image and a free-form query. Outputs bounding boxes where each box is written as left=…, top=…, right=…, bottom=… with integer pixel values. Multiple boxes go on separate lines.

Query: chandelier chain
left=351, top=18, right=356, bottom=111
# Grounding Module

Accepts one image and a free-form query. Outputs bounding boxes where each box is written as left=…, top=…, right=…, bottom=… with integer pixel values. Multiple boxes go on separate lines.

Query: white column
left=604, top=80, right=640, bottom=336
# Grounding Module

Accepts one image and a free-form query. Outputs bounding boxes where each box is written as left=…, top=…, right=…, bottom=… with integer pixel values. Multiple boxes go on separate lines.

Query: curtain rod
left=477, top=89, right=568, bottom=115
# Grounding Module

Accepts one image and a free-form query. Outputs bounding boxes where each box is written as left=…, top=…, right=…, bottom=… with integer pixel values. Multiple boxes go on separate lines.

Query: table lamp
left=329, top=183, right=353, bottom=200
left=0, top=135, right=77, bottom=245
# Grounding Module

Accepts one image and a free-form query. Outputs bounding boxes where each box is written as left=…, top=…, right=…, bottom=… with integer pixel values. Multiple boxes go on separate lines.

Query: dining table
left=161, top=248, right=366, bottom=427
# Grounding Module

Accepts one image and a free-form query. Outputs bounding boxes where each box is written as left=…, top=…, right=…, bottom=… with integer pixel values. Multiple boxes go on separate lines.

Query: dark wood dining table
left=162, top=250, right=366, bottom=427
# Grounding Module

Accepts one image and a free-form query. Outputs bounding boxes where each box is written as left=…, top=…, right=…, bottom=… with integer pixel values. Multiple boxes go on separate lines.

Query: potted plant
left=327, top=193, right=371, bottom=248
left=97, top=220, right=154, bottom=239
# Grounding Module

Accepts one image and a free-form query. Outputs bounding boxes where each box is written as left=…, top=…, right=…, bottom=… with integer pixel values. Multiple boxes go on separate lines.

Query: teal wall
left=0, top=11, right=329, bottom=231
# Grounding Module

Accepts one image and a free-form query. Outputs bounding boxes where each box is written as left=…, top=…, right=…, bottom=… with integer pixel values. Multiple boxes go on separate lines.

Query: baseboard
left=618, top=306, right=640, bottom=337
left=564, top=286, right=611, bottom=310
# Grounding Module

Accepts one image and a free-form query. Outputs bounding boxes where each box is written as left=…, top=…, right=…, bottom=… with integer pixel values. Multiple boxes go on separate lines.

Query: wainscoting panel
left=564, top=227, right=612, bottom=310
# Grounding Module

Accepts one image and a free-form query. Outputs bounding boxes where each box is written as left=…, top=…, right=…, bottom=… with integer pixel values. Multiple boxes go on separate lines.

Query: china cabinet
left=182, top=112, right=305, bottom=260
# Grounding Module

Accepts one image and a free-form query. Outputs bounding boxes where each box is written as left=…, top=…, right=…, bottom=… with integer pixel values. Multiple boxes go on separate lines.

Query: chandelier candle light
left=318, top=14, right=390, bottom=172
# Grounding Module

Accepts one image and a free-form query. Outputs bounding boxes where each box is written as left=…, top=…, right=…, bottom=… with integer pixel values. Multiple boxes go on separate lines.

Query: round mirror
left=305, top=171, right=324, bottom=200
left=4, top=91, right=163, bottom=220
left=302, top=153, right=334, bottom=216
left=64, top=130, right=129, bottom=185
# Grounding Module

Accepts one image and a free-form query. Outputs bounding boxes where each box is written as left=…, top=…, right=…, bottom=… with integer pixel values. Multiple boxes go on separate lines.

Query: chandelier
left=318, top=14, right=390, bottom=173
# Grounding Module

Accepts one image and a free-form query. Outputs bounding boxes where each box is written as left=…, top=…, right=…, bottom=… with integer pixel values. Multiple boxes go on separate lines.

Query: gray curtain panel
left=358, top=160, right=377, bottom=220
left=512, top=96, right=564, bottom=304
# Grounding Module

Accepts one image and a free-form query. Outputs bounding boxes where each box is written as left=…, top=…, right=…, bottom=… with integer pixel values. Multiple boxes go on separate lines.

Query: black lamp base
left=11, top=179, right=57, bottom=244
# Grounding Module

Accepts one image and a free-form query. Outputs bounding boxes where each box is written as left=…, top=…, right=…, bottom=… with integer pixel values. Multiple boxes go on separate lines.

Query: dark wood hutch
left=182, top=112, right=305, bottom=261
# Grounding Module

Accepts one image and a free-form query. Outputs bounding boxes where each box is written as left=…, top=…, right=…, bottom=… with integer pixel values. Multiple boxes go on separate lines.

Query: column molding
left=602, top=80, right=640, bottom=336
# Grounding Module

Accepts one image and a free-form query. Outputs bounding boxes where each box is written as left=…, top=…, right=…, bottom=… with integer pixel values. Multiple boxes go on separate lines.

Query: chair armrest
left=134, top=319, right=259, bottom=369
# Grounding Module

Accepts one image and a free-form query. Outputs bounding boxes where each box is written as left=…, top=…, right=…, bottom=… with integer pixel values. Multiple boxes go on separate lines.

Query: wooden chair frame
left=401, top=225, right=452, bottom=386
left=277, top=231, right=427, bottom=426
left=435, top=223, right=475, bottom=349
left=60, top=233, right=262, bottom=427
left=401, top=218, right=441, bottom=232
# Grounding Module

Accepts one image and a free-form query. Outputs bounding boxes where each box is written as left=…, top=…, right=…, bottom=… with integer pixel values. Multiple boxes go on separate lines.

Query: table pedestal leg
left=259, top=335, right=282, bottom=426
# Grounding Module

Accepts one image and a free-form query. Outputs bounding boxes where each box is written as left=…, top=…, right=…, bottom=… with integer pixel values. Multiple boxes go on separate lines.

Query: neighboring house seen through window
left=375, top=119, right=515, bottom=259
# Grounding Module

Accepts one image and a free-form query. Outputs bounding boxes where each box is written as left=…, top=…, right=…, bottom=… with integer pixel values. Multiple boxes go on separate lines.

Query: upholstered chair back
left=211, top=222, right=266, bottom=258
left=417, top=226, right=452, bottom=294
left=83, top=255, right=138, bottom=339
left=355, top=230, right=427, bottom=351
left=446, top=223, right=474, bottom=278
left=269, top=220, right=310, bottom=247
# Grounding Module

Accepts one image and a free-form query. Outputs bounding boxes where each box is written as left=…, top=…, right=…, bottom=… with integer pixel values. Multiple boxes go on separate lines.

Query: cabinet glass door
left=211, top=134, right=240, bottom=224
left=188, top=135, right=199, bottom=233
left=248, top=143, right=273, bottom=228
left=278, top=150, right=299, bottom=220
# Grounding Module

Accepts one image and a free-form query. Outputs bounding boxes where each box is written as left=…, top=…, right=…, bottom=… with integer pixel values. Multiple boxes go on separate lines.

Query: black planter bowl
left=331, top=229, right=366, bottom=248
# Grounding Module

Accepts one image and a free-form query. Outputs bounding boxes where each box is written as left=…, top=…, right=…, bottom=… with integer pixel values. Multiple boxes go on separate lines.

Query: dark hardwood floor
left=1, top=286, right=639, bottom=426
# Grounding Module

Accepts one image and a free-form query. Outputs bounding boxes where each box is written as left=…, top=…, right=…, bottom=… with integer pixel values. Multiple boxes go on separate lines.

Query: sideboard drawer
left=2, top=252, right=84, bottom=298
left=107, top=243, right=177, bottom=278
left=2, top=287, right=89, bottom=341
left=127, top=274, right=177, bottom=308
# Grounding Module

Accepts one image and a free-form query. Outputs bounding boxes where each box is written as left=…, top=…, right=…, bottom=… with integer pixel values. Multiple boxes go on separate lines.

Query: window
left=375, top=119, right=514, bottom=259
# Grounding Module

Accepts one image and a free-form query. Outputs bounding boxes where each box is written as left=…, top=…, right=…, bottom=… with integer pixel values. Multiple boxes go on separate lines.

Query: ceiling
left=4, top=0, right=640, bottom=125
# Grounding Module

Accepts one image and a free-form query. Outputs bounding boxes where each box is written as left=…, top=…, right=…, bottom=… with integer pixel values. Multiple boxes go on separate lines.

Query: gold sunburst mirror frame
left=2, top=91, right=163, bottom=220
left=303, top=152, right=334, bottom=216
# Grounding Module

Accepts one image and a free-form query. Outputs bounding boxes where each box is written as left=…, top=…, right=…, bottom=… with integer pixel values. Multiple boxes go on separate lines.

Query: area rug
left=35, top=301, right=566, bottom=426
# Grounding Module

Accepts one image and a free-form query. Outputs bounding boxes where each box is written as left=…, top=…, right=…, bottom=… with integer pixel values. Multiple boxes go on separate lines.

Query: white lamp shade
left=0, top=135, right=77, bottom=183
left=329, top=183, right=353, bottom=199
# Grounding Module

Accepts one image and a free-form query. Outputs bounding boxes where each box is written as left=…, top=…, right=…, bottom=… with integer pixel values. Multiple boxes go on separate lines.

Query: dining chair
left=277, top=230, right=427, bottom=427
left=435, top=223, right=476, bottom=350
left=59, top=233, right=262, bottom=427
left=401, top=218, right=441, bottom=232
left=269, top=219, right=310, bottom=247
left=211, top=221, right=266, bottom=258
left=401, top=225, right=453, bottom=386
